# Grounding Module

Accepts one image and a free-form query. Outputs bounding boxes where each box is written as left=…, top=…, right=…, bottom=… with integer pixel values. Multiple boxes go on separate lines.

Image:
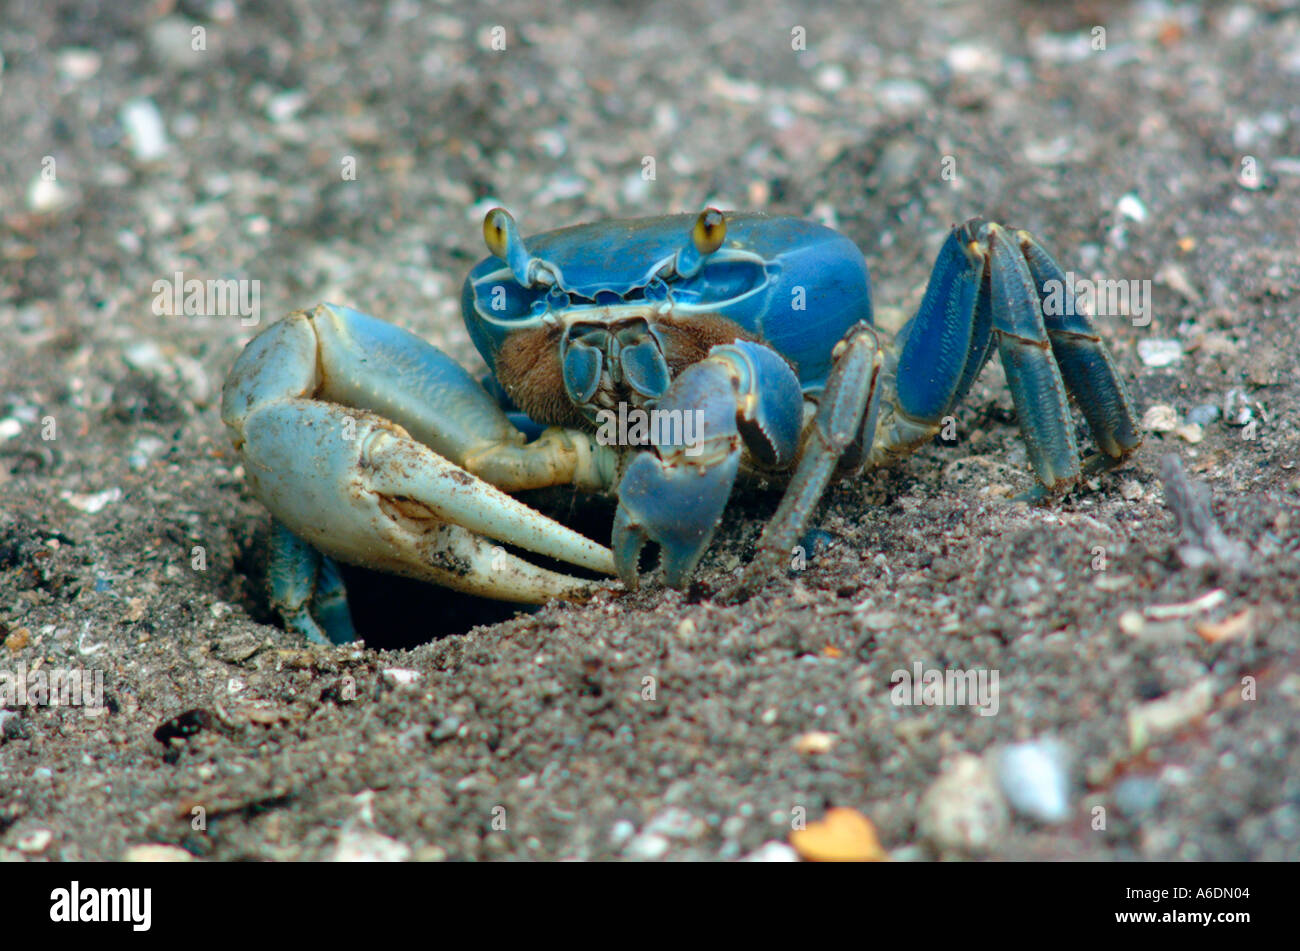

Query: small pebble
left=124, top=340, right=174, bottom=377
left=946, top=43, right=1002, bottom=74
left=128, top=435, right=167, bottom=471
left=1137, top=340, right=1182, bottom=368
left=741, top=841, right=799, bottom=862
left=721, top=816, right=745, bottom=840
left=1119, top=610, right=1146, bottom=636
left=995, top=739, right=1072, bottom=824
left=621, top=173, right=652, bottom=205
left=608, top=819, right=635, bottom=847
left=917, top=754, right=1009, bottom=854
left=1117, top=193, right=1148, bottom=223
left=814, top=63, right=848, bottom=93
left=16, top=829, right=54, bottom=853
left=120, top=98, right=170, bottom=161
left=1186, top=403, right=1221, bottom=427
left=381, top=668, right=420, bottom=689
left=26, top=176, right=74, bottom=214
left=1223, top=388, right=1253, bottom=426
left=1029, top=32, right=1094, bottom=64
left=331, top=829, right=411, bottom=862
left=810, top=201, right=839, bottom=231
left=1174, top=423, right=1204, bottom=444
left=534, top=127, right=566, bottom=157
left=266, top=89, right=310, bottom=123
left=117, top=229, right=143, bottom=254
left=124, top=843, right=194, bottom=862
left=1141, top=404, right=1178, bottom=432
left=56, top=47, right=102, bottom=80
left=644, top=808, right=706, bottom=841
left=148, top=17, right=209, bottom=71
left=793, top=731, right=837, bottom=754
left=623, top=832, right=670, bottom=860
left=1195, top=609, right=1253, bottom=644
left=1127, top=617, right=1193, bottom=646
left=62, top=488, right=122, bottom=514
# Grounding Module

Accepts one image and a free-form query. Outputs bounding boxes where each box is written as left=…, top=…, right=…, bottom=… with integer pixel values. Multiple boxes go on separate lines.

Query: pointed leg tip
left=611, top=511, right=646, bottom=588
left=280, top=607, right=331, bottom=645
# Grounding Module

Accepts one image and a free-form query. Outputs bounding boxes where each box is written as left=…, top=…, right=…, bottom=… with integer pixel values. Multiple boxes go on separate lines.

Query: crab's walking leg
left=874, top=220, right=1141, bottom=494
left=268, top=521, right=358, bottom=644
left=732, top=323, right=884, bottom=598
left=222, top=304, right=620, bottom=638
left=1017, top=231, right=1143, bottom=467
left=612, top=340, right=805, bottom=588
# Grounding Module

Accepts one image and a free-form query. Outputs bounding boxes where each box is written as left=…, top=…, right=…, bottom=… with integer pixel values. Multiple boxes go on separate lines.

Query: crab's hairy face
left=492, top=311, right=760, bottom=429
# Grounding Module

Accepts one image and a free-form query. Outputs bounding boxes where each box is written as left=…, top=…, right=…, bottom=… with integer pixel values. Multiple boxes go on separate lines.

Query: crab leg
left=878, top=219, right=1140, bottom=494
left=872, top=224, right=992, bottom=467
left=732, top=322, right=884, bottom=598
left=222, top=305, right=620, bottom=639
left=1017, top=231, right=1142, bottom=463
left=268, top=521, right=357, bottom=645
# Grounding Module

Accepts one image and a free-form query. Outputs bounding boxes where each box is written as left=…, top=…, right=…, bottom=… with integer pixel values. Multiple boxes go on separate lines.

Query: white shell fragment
left=61, top=488, right=123, bottom=514
left=1116, top=193, right=1148, bottom=223
left=1137, top=340, right=1183, bottom=368
left=120, top=98, right=170, bottom=161
left=995, top=739, right=1073, bottom=824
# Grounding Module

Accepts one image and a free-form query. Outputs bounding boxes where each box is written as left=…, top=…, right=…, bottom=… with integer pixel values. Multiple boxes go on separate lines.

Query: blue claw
left=613, top=450, right=742, bottom=587
left=721, top=340, right=804, bottom=467
left=611, top=339, right=805, bottom=587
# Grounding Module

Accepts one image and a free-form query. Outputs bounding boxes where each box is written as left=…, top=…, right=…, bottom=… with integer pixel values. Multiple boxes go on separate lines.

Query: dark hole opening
left=339, top=490, right=618, bottom=648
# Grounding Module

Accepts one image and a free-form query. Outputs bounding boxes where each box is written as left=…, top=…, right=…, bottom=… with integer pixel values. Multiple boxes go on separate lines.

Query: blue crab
left=221, top=208, right=1141, bottom=643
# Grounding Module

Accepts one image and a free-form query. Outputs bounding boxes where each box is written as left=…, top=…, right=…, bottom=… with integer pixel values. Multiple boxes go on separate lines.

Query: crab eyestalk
left=670, top=208, right=727, bottom=279
left=483, top=207, right=555, bottom=288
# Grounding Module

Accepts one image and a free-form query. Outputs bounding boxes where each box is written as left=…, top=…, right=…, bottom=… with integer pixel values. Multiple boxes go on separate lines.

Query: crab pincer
left=612, top=340, right=803, bottom=587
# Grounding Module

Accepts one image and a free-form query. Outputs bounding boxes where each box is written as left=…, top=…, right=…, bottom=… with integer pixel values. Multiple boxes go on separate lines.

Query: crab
left=221, top=208, right=1141, bottom=643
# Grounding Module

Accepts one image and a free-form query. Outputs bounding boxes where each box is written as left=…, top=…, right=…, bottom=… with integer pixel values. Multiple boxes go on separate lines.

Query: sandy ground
left=1, top=0, right=1298, bottom=861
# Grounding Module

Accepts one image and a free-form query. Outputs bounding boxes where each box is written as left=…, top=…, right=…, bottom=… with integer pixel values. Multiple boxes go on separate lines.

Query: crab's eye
left=483, top=207, right=513, bottom=260
left=692, top=208, right=727, bottom=255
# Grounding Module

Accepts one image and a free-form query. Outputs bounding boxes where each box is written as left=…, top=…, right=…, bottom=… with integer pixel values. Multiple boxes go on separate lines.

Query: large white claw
left=240, top=399, right=613, bottom=602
